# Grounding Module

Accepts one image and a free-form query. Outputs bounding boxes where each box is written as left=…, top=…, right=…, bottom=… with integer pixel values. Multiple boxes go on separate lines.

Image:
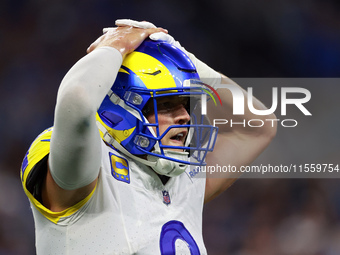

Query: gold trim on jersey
left=20, top=128, right=97, bottom=224
left=25, top=183, right=96, bottom=224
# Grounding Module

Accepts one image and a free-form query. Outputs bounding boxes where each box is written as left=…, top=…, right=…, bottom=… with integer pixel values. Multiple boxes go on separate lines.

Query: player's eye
left=158, top=101, right=176, bottom=112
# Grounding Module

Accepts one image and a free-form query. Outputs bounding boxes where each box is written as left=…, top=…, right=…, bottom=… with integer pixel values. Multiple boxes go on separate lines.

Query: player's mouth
left=169, top=130, right=187, bottom=146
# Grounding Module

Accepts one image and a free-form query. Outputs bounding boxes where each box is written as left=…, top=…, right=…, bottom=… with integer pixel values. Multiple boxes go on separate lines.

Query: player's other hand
left=87, top=25, right=167, bottom=57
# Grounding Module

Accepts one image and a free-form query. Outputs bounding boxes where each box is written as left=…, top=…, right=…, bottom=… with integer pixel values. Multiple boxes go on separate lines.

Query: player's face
left=146, top=96, right=190, bottom=150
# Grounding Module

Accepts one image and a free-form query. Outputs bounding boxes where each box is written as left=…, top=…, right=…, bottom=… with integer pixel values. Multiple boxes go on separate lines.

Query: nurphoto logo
left=200, top=84, right=312, bottom=128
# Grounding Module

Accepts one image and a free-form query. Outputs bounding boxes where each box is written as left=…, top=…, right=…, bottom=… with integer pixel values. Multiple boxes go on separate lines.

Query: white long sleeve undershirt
left=49, top=47, right=122, bottom=190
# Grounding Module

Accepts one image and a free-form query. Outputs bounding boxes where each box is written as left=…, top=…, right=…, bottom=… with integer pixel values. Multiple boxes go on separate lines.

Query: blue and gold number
left=160, top=220, right=200, bottom=255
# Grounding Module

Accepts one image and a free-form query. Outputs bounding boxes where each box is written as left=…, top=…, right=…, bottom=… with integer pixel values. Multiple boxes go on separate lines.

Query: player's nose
left=173, top=104, right=190, bottom=125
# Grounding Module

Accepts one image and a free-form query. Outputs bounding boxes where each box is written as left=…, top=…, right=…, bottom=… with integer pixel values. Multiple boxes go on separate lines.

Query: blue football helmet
left=96, top=39, right=218, bottom=176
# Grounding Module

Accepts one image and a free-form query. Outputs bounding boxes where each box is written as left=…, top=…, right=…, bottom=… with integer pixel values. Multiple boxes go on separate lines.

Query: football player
left=21, top=20, right=276, bottom=254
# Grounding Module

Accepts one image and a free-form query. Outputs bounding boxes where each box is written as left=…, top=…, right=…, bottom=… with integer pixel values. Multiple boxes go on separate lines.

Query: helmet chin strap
left=147, top=150, right=189, bottom=177
left=143, top=117, right=190, bottom=177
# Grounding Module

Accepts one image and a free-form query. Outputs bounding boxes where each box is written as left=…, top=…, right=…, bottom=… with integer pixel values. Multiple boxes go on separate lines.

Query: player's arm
left=144, top=30, right=277, bottom=202
left=44, top=26, right=167, bottom=212
left=204, top=75, right=277, bottom=203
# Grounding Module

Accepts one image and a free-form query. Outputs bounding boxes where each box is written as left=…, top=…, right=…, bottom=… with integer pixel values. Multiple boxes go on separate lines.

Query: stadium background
left=1, top=0, right=340, bottom=254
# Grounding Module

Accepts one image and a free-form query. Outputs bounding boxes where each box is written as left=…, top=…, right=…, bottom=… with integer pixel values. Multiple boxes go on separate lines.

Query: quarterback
left=21, top=19, right=276, bottom=254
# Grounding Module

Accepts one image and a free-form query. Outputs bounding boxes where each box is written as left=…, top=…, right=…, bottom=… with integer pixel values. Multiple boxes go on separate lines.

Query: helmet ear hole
left=101, top=111, right=123, bottom=126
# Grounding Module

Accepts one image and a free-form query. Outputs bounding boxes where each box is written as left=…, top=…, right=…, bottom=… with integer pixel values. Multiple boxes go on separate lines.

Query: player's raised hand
left=86, top=26, right=167, bottom=57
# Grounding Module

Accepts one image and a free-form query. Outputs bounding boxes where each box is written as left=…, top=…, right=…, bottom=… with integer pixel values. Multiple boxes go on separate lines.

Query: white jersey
left=21, top=128, right=207, bottom=255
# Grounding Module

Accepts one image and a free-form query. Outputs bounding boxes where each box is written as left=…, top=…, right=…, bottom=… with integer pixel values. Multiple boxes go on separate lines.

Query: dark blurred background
left=1, top=0, right=340, bottom=254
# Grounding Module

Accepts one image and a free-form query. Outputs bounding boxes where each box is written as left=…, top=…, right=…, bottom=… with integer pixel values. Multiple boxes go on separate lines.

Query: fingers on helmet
left=115, top=19, right=157, bottom=29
